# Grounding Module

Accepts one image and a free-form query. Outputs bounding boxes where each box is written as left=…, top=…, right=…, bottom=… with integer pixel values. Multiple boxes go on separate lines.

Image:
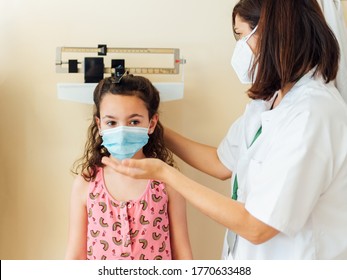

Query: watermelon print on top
left=87, top=167, right=171, bottom=260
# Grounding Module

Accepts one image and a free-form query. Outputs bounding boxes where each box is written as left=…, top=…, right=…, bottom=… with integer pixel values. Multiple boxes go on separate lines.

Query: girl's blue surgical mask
left=101, top=126, right=149, bottom=160
left=231, top=25, right=258, bottom=84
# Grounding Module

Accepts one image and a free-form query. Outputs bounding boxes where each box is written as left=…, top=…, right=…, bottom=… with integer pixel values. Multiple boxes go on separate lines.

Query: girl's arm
left=102, top=157, right=279, bottom=245
left=165, top=127, right=231, bottom=180
left=65, top=175, right=89, bottom=259
left=166, top=185, right=193, bottom=260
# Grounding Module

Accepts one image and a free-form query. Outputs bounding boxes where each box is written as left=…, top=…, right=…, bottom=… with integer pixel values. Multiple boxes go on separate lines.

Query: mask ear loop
left=244, top=25, right=258, bottom=42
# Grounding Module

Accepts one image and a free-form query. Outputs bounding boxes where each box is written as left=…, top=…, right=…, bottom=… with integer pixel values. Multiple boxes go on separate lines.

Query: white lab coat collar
left=245, top=68, right=324, bottom=148
left=260, top=69, right=316, bottom=130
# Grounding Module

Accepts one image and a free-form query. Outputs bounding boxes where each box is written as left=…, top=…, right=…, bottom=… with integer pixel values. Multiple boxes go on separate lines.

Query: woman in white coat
left=102, top=0, right=347, bottom=259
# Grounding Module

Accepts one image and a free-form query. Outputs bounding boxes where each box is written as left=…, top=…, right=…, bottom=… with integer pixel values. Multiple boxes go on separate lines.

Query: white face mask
left=231, top=25, right=258, bottom=84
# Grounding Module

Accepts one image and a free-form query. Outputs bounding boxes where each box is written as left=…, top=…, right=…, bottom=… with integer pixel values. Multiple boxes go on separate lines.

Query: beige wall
left=0, top=0, right=346, bottom=260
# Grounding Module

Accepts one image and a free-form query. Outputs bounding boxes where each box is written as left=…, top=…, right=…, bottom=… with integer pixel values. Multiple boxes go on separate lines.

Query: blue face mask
left=101, top=126, right=149, bottom=160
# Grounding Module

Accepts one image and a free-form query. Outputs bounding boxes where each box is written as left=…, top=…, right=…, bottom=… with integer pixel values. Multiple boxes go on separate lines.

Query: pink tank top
left=86, top=167, right=172, bottom=260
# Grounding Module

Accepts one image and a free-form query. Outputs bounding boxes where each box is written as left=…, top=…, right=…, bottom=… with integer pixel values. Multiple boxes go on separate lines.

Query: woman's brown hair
left=232, top=0, right=261, bottom=39
left=242, top=0, right=340, bottom=100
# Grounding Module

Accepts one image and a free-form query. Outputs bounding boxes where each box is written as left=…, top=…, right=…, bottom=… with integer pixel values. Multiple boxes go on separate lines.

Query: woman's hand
left=101, top=156, right=167, bottom=181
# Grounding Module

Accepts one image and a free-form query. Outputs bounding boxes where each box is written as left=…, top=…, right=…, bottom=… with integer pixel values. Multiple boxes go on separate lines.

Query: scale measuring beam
left=55, top=45, right=186, bottom=103
left=55, top=46, right=186, bottom=75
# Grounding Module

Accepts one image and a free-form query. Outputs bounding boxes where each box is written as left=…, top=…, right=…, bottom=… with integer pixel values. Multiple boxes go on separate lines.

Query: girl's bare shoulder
left=71, top=174, right=90, bottom=204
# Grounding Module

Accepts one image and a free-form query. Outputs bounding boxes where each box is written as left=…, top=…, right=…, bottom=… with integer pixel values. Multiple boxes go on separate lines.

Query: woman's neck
left=272, top=82, right=295, bottom=109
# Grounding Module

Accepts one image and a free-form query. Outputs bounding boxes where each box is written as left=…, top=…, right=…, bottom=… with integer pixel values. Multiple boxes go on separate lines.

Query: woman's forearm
left=165, top=127, right=231, bottom=180
left=163, top=164, right=278, bottom=244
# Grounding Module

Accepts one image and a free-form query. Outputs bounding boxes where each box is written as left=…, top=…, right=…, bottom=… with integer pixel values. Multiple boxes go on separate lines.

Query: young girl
left=65, top=74, right=192, bottom=260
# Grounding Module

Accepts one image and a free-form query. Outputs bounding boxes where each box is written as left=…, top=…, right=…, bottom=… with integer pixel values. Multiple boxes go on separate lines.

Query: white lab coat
left=218, top=70, right=347, bottom=259
left=317, top=0, right=347, bottom=103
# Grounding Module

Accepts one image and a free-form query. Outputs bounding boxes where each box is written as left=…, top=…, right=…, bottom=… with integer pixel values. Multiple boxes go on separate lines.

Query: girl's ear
left=148, top=114, right=159, bottom=134
left=96, top=117, right=102, bottom=135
